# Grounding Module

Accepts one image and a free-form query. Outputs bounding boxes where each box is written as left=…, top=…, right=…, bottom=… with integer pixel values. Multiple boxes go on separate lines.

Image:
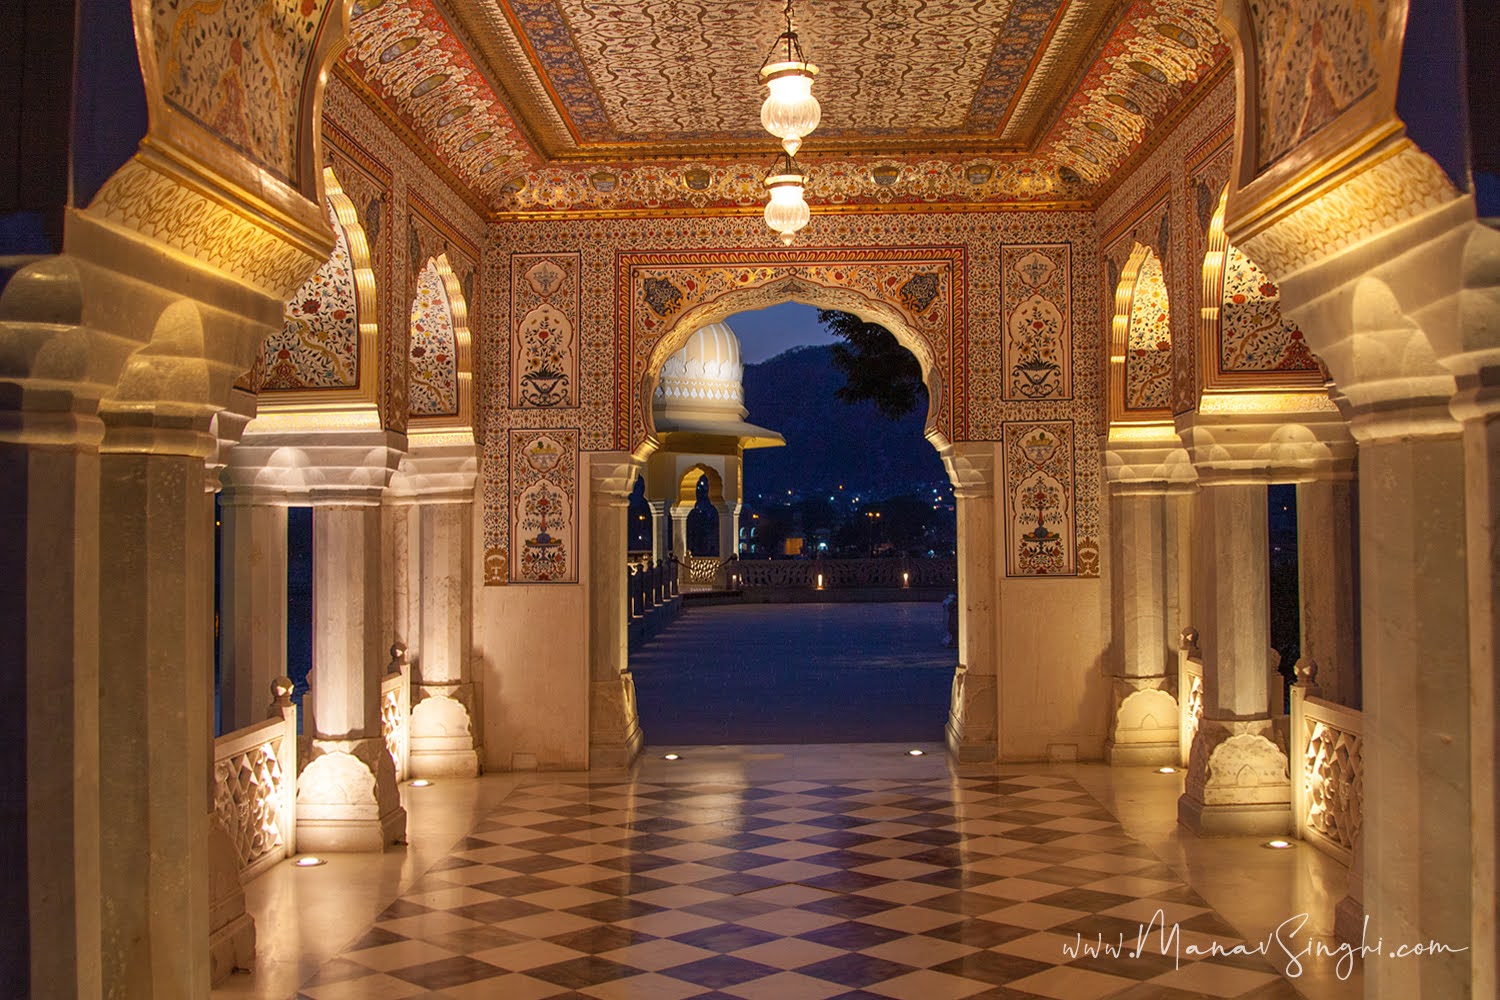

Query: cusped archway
left=1109, top=243, right=1173, bottom=423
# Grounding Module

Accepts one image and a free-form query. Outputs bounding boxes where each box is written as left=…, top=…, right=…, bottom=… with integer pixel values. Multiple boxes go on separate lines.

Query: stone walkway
left=630, top=603, right=957, bottom=745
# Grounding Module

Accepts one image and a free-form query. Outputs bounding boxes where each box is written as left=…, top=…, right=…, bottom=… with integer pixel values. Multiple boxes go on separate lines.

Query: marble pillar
left=588, top=454, right=645, bottom=769
left=297, top=503, right=406, bottom=852
left=942, top=443, right=998, bottom=763
left=1354, top=406, right=1470, bottom=996
left=96, top=408, right=215, bottom=1000
left=1104, top=430, right=1194, bottom=765
left=714, top=501, right=739, bottom=559
left=1455, top=380, right=1500, bottom=1000
left=217, top=492, right=288, bottom=732
left=0, top=381, right=106, bottom=997
left=408, top=500, right=480, bottom=777
left=648, top=499, right=669, bottom=564
left=1178, top=480, right=1292, bottom=835
left=670, top=504, right=690, bottom=558
left=1296, top=475, right=1360, bottom=708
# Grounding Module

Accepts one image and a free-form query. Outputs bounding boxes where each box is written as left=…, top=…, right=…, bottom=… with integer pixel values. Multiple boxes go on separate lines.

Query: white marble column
left=408, top=500, right=480, bottom=776
left=297, top=502, right=406, bottom=852
left=1178, top=478, right=1291, bottom=835
left=670, top=504, right=690, bottom=557
left=647, top=499, right=669, bottom=564
left=1105, top=430, right=1194, bottom=765
left=0, top=383, right=107, bottom=997
left=588, top=453, right=645, bottom=768
left=714, top=501, right=739, bottom=559
left=1296, top=475, right=1360, bottom=708
left=96, top=407, right=216, bottom=1000
left=217, top=492, right=288, bottom=732
left=942, top=443, right=998, bottom=763
left=1455, top=381, right=1500, bottom=999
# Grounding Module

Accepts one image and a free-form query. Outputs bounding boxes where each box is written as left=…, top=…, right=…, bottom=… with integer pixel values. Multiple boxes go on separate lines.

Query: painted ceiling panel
left=335, top=0, right=1227, bottom=211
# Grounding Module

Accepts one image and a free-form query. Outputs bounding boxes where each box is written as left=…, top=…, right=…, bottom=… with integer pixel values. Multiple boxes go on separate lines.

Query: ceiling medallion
left=763, top=151, right=810, bottom=246
left=759, top=0, right=818, bottom=244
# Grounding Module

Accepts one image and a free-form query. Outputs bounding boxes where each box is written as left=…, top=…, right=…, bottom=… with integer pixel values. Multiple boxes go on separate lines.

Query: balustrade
left=381, top=646, right=411, bottom=783
left=212, top=678, right=298, bottom=882
left=1177, top=628, right=1204, bottom=767
left=1290, top=684, right=1363, bottom=865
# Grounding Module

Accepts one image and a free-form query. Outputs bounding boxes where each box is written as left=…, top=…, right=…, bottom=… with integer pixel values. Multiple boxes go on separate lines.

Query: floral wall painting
left=1001, top=244, right=1072, bottom=401
left=511, top=253, right=581, bottom=409
left=408, top=255, right=463, bottom=417
left=510, top=430, right=579, bottom=584
left=262, top=168, right=373, bottom=392
left=1004, top=421, right=1077, bottom=577
left=1108, top=242, right=1173, bottom=421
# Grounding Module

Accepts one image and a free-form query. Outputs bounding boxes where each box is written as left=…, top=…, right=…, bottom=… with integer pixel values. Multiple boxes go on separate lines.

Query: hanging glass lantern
left=759, top=0, right=820, bottom=157
left=763, top=152, right=809, bottom=245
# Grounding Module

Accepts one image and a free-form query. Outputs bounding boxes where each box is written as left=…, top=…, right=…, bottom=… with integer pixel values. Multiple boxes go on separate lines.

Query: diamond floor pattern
left=297, top=775, right=1303, bottom=999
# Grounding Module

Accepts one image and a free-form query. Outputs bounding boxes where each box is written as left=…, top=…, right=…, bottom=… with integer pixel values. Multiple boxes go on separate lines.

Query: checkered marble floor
left=297, top=774, right=1303, bottom=999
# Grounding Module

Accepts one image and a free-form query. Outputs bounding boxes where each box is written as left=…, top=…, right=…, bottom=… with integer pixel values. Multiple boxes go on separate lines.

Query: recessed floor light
left=295, top=856, right=327, bottom=867
left=1263, top=839, right=1294, bottom=850
left=1157, top=766, right=1178, bottom=774
left=663, top=753, right=681, bottom=761
left=907, top=749, right=925, bottom=756
left=410, top=779, right=433, bottom=787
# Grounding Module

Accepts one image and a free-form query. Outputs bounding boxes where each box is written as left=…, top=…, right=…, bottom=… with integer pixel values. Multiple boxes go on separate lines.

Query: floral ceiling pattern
left=334, top=0, right=1228, bottom=211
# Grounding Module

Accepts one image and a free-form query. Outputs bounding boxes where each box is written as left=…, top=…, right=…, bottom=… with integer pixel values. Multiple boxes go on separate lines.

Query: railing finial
left=268, top=675, right=294, bottom=714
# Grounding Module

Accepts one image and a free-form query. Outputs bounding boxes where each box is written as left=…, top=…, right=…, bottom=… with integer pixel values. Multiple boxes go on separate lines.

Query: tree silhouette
left=818, top=310, right=926, bottom=419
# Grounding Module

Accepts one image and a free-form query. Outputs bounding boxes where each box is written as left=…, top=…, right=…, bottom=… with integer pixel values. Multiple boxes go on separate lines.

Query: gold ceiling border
left=491, top=199, right=1091, bottom=223
left=333, top=60, right=491, bottom=219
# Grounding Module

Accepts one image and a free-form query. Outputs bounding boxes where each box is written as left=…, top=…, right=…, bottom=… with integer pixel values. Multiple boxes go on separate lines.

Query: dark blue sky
left=727, top=302, right=838, bottom=363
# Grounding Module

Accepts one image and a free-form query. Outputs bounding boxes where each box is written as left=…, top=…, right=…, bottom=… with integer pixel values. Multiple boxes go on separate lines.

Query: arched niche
left=408, top=253, right=474, bottom=429
left=257, top=166, right=381, bottom=412
left=1109, top=244, right=1173, bottom=423
left=677, top=463, right=726, bottom=506
left=1199, top=187, right=1324, bottom=397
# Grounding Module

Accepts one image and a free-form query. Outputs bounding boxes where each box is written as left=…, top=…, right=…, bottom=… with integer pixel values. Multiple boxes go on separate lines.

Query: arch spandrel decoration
left=617, top=248, right=965, bottom=456
left=135, top=0, right=345, bottom=203
left=1109, top=244, right=1174, bottom=423
left=1198, top=187, right=1325, bottom=397
left=256, top=166, right=382, bottom=413
left=408, top=254, right=473, bottom=427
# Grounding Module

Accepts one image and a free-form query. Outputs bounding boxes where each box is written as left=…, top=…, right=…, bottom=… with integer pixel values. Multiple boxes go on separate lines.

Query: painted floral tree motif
left=408, top=258, right=459, bottom=416
left=517, top=480, right=572, bottom=582
left=1004, top=422, right=1076, bottom=577
left=516, top=305, right=574, bottom=407
left=264, top=199, right=360, bottom=389
left=512, top=254, right=580, bottom=409
left=1003, top=245, right=1071, bottom=400
left=1124, top=252, right=1172, bottom=410
left=510, top=431, right=579, bottom=584
left=1220, top=245, right=1319, bottom=372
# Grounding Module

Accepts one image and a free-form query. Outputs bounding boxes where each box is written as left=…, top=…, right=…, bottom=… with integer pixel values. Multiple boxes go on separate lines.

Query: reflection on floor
left=217, top=747, right=1362, bottom=1000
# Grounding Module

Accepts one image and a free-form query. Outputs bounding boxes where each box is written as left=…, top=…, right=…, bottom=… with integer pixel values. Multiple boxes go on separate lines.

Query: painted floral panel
left=263, top=200, right=360, bottom=390
left=1002, top=245, right=1072, bottom=400
left=1004, top=421, right=1077, bottom=577
left=1220, top=245, right=1319, bottom=373
left=510, top=430, right=579, bottom=584
left=409, top=259, right=459, bottom=416
left=1124, top=252, right=1172, bottom=411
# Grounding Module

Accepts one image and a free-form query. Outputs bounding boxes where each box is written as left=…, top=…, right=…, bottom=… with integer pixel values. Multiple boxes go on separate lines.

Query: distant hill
left=741, top=345, right=949, bottom=501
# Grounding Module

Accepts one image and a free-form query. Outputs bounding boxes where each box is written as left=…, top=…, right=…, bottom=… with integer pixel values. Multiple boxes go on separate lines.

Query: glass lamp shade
left=760, top=62, right=820, bottom=156
left=763, top=173, right=810, bottom=245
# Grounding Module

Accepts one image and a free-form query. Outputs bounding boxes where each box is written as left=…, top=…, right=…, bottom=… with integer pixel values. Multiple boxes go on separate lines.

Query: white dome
left=656, top=322, right=744, bottom=407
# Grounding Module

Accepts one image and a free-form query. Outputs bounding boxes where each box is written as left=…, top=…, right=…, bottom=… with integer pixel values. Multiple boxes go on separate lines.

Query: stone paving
left=630, top=603, right=957, bottom=745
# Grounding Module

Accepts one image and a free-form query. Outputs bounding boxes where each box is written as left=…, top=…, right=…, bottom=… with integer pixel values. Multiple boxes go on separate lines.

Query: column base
left=409, top=693, right=480, bottom=778
left=1178, top=719, right=1291, bottom=836
left=945, top=665, right=997, bottom=763
left=296, top=740, right=407, bottom=852
left=590, top=672, right=644, bottom=770
left=1106, top=681, right=1181, bottom=767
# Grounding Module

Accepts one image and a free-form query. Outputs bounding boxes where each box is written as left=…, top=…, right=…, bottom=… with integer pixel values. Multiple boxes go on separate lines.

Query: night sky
left=727, top=302, right=837, bottom=363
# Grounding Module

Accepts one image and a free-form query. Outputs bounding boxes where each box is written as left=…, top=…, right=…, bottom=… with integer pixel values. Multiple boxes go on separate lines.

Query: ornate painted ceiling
left=340, top=0, right=1228, bottom=213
